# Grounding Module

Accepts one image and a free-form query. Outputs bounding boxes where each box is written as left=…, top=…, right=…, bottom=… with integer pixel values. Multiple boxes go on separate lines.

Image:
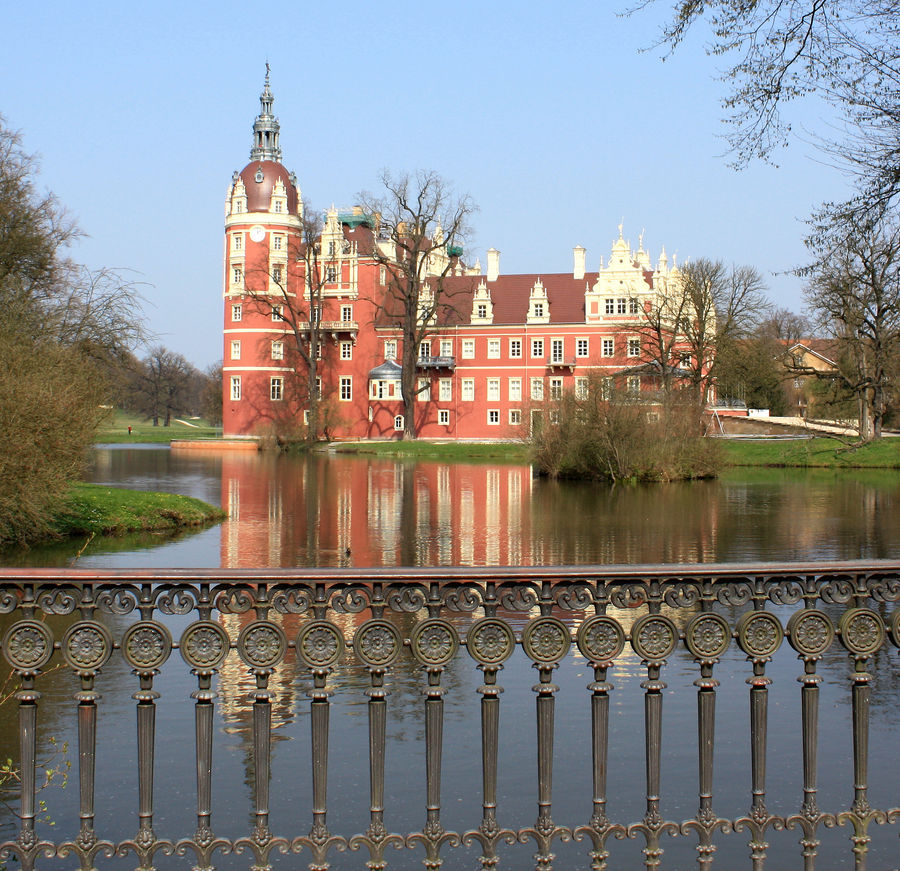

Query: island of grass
left=50, top=484, right=227, bottom=538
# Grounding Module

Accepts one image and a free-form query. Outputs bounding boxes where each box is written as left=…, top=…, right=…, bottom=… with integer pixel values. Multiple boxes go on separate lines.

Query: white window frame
left=417, top=377, right=429, bottom=402
left=549, top=377, right=563, bottom=401
left=487, top=339, right=501, bottom=359
left=487, top=409, right=500, bottom=425
left=339, top=377, right=352, bottom=401
left=440, top=339, right=453, bottom=357
left=509, top=338, right=522, bottom=358
left=531, top=338, right=544, bottom=358
left=233, top=234, right=242, bottom=251
left=439, top=378, right=452, bottom=402
left=461, top=339, right=475, bottom=359
left=230, top=340, right=241, bottom=360
left=602, top=339, right=614, bottom=357
left=509, top=409, right=521, bottom=425
left=384, top=340, right=397, bottom=360
left=230, top=376, right=241, bottom=401
left=509, top=377, right=522, bottom=402
left=419, top=340, right=432, bottom=359
left=270, top=377, right=283, bottom=401
left=394, top=415, right=404, bottom=431
left=487, top=378, right=500, bottom=401
left=617, top=298, right=627, bottom=314
left=438, top=409, right=450, bottom=426
left=575, top=376, right=589, bottom=399
left=273, top=235, right=283, bottom=251
left=550, top=338, right=564, bottom=364
left=576, top=338, right=589, bottom=358
left=462, top=379, right=475, bottom=401
left=271, top=304, right=283, bottom=321
left=628, top=338, right=641, bottom=357
left=531, top=377, right=544, bottom=401
left=272, top=340, right=284, bottom=360
left=341, top=304, right=353, bottom=322
left=605, top=298, right=615, bottom=314
left=231, top=304, right=242, bottom=322
left=340, top=341, right=353, bottom=360
left=629, top=297, right=640, bottom=315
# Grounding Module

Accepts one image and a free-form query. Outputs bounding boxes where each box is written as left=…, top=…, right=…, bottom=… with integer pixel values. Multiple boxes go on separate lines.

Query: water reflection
left=5, top=446, right=900, bottom=568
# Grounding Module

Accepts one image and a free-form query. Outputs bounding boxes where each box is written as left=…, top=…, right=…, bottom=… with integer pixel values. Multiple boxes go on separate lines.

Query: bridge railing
left=0, top=563, right=899, bottom=871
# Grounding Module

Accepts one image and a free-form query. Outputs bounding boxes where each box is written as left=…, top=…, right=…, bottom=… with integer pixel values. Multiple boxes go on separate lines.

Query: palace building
left=223, top=75, right=700, bottom=440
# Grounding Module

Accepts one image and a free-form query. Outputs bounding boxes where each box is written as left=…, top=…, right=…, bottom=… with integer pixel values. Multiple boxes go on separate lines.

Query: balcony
left=547, top=355, right=577, bottom=371
left=415, top=355, right=456, bottom=369
left=1, top=562, right=899, bottom=870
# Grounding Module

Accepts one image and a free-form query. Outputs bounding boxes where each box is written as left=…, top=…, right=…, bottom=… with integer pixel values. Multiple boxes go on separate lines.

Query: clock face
left=249, top=225, right=266, bottom=243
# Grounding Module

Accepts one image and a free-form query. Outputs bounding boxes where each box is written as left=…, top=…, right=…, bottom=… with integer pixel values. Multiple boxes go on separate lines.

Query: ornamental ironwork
left=0, top=562, right=898, bottom=871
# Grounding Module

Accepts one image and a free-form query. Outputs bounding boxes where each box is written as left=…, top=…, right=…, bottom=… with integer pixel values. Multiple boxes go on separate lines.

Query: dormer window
left=328, top=241, right=336, bottom=256
left=477, top=303, right=487, bottom=319
left=534, top=302, right=544, bottom=318
left=274, top=201, right=283, bottom=213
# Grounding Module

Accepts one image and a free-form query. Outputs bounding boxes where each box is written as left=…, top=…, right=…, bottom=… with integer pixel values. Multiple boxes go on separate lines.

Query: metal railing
left=1, top=562, right=899, bottom=871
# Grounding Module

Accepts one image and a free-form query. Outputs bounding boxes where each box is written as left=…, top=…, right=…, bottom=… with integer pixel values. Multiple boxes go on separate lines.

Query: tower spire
left=250, top=66, right=282, bottom=162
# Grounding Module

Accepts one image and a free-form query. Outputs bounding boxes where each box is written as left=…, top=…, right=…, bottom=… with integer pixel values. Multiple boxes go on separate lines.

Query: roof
left=238, top=160, right=299, bottom=214
left=368, top=359, right=402, bottom=379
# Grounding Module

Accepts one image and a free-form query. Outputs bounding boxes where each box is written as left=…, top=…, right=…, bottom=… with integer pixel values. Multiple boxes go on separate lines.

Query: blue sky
left=3, top=1, right=849, bottom=368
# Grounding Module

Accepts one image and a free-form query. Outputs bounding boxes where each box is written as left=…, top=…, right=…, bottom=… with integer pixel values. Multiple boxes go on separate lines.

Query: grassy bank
left=97, top=410, right=222, bottom=444
left=50, top=483, right=227, bottom=538
left=718, top=437, right=900, bottom=468
left=330, top=436, right=900, bottom=469
left=329, top=440, right=530, bottom=462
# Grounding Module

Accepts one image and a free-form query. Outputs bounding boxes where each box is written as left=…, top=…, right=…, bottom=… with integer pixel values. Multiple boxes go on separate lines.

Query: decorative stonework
left=296, top=620, right=345, bottom=668
left=630, top=614, right=677, bottom=661
left=122, top=621, right=173, bottom=670
left=353, top=620, right=402, bottom=667
left=3, top=620, right=54, bottom=671
left=62, top=621, right=113, bottom=672
left=465, top=618, right=516, bottom=665
left=180, top=621, right=230, bottom=670
left=522, top=616, right=571, bottom=664
left=410, top=619, right=459, bottom=666
left=237, top=621, right=287, bottom=669
left=577, top=615, right=626, bottom=662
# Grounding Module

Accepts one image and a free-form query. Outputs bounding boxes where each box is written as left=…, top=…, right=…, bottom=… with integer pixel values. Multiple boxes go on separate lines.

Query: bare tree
left=358, top=170, right=476, bottom=439
left=631, top=1, right=900, bottom=215
left=135, top=346, right=195, bottom=427
left=637, top=258, right=769, bottom=407
left=803, top=214, right=900, bottom=439
left=241, top=210, right=332, bottom=440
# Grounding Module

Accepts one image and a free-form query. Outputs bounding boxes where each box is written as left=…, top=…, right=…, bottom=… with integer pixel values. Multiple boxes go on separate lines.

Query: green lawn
left=97, top=410, right=222, bottom=443
left=717, top=436, right=900, bottom=468
left=51, top=483, right=226, bottom=537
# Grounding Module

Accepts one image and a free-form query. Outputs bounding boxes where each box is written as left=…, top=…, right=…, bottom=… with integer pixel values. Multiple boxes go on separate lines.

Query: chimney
left=573, top=245, right=586, bottom=280
left=487, top=247, right=500, bottom=282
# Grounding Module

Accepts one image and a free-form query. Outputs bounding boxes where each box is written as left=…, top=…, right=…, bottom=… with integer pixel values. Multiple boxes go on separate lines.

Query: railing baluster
left=836, top=609, right=888, bottom=871
left=118, top=621, right=174, bottom=871
left=682, top=613, right=731, bottom=870
left=627, top=615, right=679, bottom=871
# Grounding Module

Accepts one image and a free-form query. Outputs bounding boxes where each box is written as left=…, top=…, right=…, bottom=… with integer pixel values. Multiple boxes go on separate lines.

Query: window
left=311, top=305, right=321, bottom=325
left=602, top=339, right=614, bottom=357
left=384, top=340, right=397, bottom=360
left=487, top=339, right=501, bottom=359
left=628, top=338, right=641, bottom=357
left=533, top=302, right=544, bottom=318
left=488, top=410, right=500, bottom=425
left=271, top=340, right=283, bottom=360
left=509, top=409, right=521, bottom=425
left=440, top=339, right=452, bottom=357
left=549, top=410, right=560, bottom=425
left=370, top=380, right=396, bottom=400
left=232, top=265, right=243, bottom=285
left=509, top=377, right=522, bottom=402
left=617, top=298, right=627, bottom=314
left=273, top=235, right=283, bottom=251
left=605, top=298, right=615, bottom=314
left=328, top=240, right=336, bottom=257
left=601, top=377, right=612, bottom=400
left=233, top=201, right=243, bottom=213
left=230, top=340, right=241, bottom=360
left=461, top=339, right=475, bottom=359
left=379, top=266, right=386, bottom=285
left=325, top=266, right=337, bottom=282
left=487, top=378, right=500, bottom=401
left=274, top=201, right=283, bottom=213
left=394, top=415, right=404, bottom=431
left=340, top=341, right=352, bottom=360
left=477, top=303, right=488, bottom=319
left=233, top=234, right=242, bottom=251
left=438, top=409, right=450, bottom=426
left=341, top=305, right=353, bottom=322
left=271, top=304, right=283, bottom=321
left=272, top=265, right=282, bottom=284
left=627, top=376, right=641, bottom=395
left=551, top=338, right=564, bottom=363
left=576, top=338, right=589, bottom=358
left=270, top=377, right=283, bottom=401
left=549, top=377, right=563, bottom=400
left=230, top=376, right=241, bottom=401
left=231, top=304, right=242, bottom=322
left=340, top=377, right=352, bottom=401
left=575, top=377, right=588, bottom=399
left=315, top=377, right=322, bottom=400
left=439, top=378, right=452, bottom=401
left=531, top=378, right=544, bottom=401
left=462, top=379, right=475, bottom=401
left=531, top=339, right=544, bottom=358
left=509, top=339, right=522, bottom=358
left=629, top=298, right=640, bottom=315
left=417, top=377, right=429, bottom=402
left=419, top=341, right=431, bottom=359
